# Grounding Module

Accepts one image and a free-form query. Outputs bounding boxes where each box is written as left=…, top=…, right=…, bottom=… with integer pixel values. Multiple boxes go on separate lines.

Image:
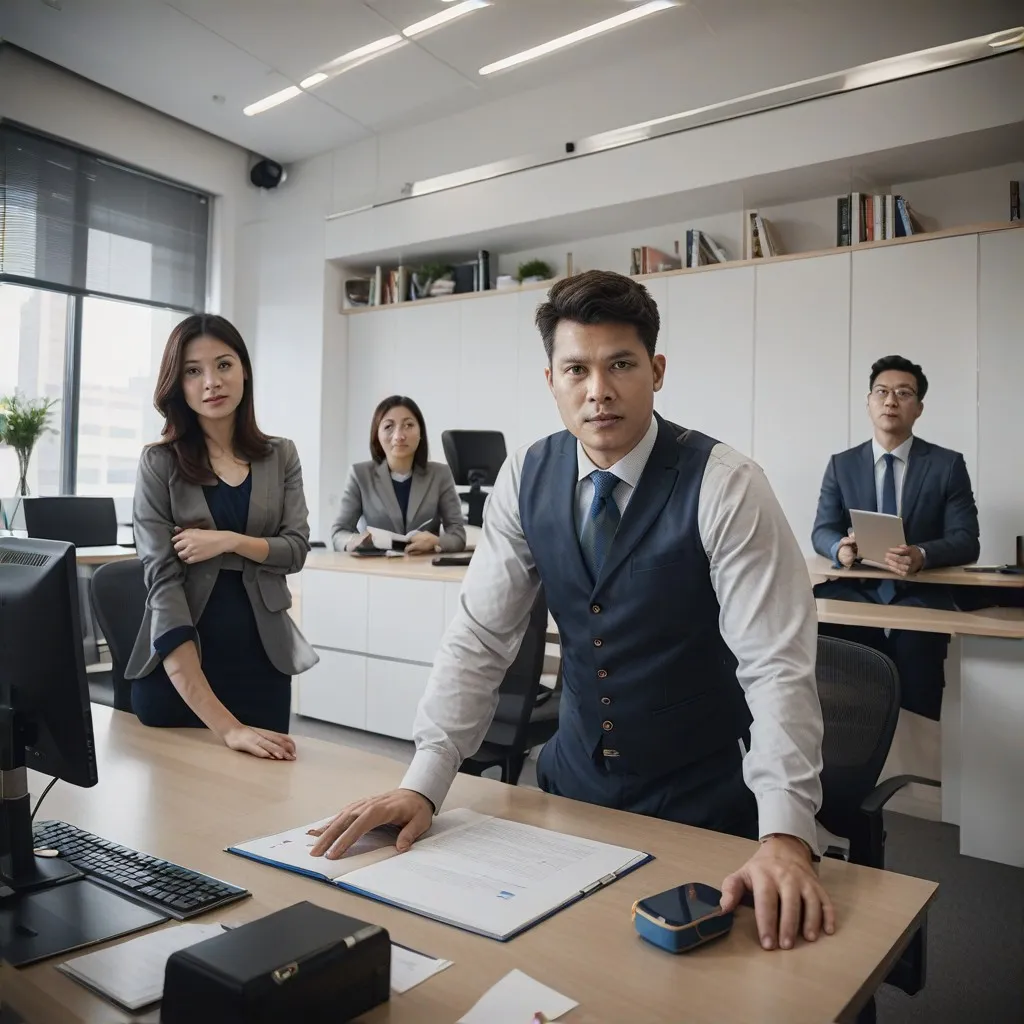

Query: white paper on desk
left=229, top=808, right=485, bottom=882
left=340, top=815, right=648, bottom=940
left=390, top=943, right=453, bottom=994
left=57, top=923, right=224, bottom=1011
left=458, top=969, right=578, bottom=1024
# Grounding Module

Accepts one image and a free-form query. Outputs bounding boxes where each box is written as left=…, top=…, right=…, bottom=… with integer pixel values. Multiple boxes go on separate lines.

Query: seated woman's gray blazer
left=126, top=439, right=319, bottom=680
left=330, top=460, right=467, bottom=552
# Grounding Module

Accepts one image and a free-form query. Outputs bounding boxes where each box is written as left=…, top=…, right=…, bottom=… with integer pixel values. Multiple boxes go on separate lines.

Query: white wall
left=344, top=228, right=1021, bottom=553
left=0, top=47, right=250, bottom=317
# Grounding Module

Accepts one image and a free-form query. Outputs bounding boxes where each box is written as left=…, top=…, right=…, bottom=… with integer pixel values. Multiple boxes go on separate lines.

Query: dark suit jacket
left=812, top=436, right=980, bottom=571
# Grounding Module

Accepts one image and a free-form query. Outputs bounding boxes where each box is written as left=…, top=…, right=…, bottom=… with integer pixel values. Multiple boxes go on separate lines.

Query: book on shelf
left=685, top=229, right=728, bottom=267
left=228, top=808, right=652, bottom=942
left=837, top=193, right=915, bottom=245
left=746, top=212, right=780, bottom=259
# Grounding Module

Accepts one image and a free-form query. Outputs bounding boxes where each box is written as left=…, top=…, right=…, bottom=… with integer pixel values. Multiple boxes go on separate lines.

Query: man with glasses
left=811, top=354, right=980, bottom=720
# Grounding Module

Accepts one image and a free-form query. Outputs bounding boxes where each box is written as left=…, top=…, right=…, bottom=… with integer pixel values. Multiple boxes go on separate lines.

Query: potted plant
left=411, top=262, right=455, bottom=299
left=0, top=392, right=60, bottom=496
left=517, top=259, right=553, bottom=284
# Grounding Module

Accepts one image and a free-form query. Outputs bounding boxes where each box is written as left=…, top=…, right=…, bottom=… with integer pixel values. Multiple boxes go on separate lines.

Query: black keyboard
left=33, top=820, right=250, bottom=920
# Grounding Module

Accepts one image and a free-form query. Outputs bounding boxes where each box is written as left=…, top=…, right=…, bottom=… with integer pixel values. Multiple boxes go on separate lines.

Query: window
left=75, top=296, right=179, bottom=498
left=0, top=123, right=209, bottom=498
left=0, top=284, right=68, bottom=500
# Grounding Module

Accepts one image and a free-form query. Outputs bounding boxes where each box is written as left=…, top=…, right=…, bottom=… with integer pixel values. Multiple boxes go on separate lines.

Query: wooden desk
left=305, top=549, right=468, bottom=583
left=75, top=546, right=137, bottom=566
left=807, top=554, right=1024, bottom=589
left=1, top=707, right=936, bottom=1024
left=816, top=598, right=1024, bottom=639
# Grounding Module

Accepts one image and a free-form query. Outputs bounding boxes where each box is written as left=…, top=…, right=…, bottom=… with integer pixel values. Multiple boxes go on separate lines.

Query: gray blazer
left=330, top=460, right=466, bottom=553
left=126, top=438, right=318, bottom=680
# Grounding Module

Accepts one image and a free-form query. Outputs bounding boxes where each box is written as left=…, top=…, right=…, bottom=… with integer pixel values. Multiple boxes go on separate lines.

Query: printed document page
left=340, top=816, right=647, bottom=939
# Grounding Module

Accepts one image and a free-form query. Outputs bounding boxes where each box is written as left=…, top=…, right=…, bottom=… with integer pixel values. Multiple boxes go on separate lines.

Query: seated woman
left=331, top=396, right=466, bottom=555
left=125, top=314, right=318, bottom=760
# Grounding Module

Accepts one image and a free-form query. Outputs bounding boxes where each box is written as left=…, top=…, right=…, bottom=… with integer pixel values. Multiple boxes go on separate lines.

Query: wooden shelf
left=340, top=220, right=1022, bottom=315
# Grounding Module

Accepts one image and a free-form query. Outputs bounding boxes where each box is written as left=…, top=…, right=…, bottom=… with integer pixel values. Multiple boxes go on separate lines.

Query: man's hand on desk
left=884, top=544, right=925, bottom=576
left=308, top=789, right=433, bottom=859
left=836, top=534, right=858, bottom=568
left=719, top=835, right=835, bottom=951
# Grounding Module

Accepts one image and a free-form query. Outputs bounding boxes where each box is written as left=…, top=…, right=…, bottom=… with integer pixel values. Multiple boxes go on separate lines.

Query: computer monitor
left=23, top=496, right=118, bottom=548
left=0, top=537, right=97, bottom=894
left=441, top=430, right=508, bottom=527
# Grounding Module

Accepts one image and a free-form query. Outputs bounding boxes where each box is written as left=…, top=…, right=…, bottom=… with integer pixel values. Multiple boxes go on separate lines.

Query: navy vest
left=519, top=415, right=749, bottom=780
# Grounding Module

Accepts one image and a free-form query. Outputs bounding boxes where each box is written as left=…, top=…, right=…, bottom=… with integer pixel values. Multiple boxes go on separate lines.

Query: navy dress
left=131, top=472, right=292, bottom=733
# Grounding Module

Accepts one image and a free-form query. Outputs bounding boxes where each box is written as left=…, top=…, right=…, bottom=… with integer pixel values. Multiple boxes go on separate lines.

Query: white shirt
left=872, top=436, right=914, bottom=514
left=400, top=419, right=823, bottom=853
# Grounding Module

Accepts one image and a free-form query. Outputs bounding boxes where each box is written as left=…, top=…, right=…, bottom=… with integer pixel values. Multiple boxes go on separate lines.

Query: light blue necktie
left=580, top=471, right=621, bottom=583
left=879, top=453, right=897, bottom=603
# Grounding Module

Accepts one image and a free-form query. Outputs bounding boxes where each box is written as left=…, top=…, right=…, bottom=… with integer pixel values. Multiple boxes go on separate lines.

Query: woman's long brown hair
left=152, top=314, right=272, bottom=485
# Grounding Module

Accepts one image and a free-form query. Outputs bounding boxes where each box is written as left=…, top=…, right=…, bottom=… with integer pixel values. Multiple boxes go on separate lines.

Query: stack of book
left=837, top=193, right=916, bottom=246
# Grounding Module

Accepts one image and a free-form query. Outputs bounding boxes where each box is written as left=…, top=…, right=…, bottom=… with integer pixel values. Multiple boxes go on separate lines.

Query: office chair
left=89, top=558, right=147, bottom=713
left=458, top=592, right=559, bottom=785
left=441, top=430, right=507, bottom=527
left=815, top=634, right=939, bottom=1021
left=23, top=496, right=118, bottom=548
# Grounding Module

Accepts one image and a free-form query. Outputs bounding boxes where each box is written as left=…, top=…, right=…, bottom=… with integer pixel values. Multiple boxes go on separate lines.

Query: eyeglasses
left=869, top=386, right=918, bottom=403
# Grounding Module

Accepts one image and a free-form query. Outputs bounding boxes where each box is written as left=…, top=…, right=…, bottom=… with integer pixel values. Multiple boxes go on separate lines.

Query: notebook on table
left=227, top=808, right=652, bottom=942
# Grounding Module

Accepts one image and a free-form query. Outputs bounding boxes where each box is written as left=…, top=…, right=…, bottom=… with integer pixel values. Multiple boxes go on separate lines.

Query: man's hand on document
left=308, top=789, right=434, bottom=860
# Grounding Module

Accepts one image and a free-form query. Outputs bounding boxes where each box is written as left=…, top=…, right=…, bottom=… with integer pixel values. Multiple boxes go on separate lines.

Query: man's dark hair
left=535, top=270, right=660, bottom=363
left=869, top=354, right=928, bottom=400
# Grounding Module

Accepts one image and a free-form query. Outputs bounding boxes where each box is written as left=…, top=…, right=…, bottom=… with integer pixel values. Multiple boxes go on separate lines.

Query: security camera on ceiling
left=249, top=158, right=287, bottom=190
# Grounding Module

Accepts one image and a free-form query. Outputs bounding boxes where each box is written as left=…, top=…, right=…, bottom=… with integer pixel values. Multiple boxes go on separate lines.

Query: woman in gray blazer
left=331, top=396, right=466, bottom=554
left=126, top=314, right=317, bottom=761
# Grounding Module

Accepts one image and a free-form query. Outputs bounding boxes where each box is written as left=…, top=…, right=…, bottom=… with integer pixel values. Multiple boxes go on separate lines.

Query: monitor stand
left=0, top=715, right=168, bottom=966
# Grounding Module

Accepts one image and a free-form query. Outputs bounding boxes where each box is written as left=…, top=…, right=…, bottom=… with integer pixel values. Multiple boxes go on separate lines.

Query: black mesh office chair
left=441, top=430, right=507, bottom=527
left=815, top=634, right=939, bottom=1017
left=89, top=558, right=147, bottom=713
left=458, top=592, right=559, bottom=785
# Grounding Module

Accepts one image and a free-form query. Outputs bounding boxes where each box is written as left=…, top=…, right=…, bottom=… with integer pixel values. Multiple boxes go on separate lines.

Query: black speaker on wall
left=250, top=158, right=287, bottom=190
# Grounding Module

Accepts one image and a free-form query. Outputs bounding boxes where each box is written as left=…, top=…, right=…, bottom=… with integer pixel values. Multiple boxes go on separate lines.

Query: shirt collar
left=576, top=415, right=658, bottom=488
left=872, top=435, right=914, bottom=464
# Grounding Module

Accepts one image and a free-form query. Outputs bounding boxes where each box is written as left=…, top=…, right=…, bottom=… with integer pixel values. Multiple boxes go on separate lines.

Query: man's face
left=867, top=368, right=923, bottom=437
left=544, top=320, right=665, bottom=468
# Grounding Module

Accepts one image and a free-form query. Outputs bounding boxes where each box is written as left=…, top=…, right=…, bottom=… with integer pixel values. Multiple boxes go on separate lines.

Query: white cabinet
left=300, top=569, right=367, bottom=651
left=977, top=228, right=1024, bottom=565
left=660, top=266, right=755, bottom=456
left=297, top=649, right=367, bottom=729
left=850, top=234, right=979, bottom=473
left=365, top=659, right=431, bottom=740
left=754, top=252, right=851, bottom=552
left=367, top=577, right=448, bottom=662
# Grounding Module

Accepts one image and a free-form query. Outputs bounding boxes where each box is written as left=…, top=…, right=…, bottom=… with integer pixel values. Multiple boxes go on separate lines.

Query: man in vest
left=312, top=270, right=833, bottom=952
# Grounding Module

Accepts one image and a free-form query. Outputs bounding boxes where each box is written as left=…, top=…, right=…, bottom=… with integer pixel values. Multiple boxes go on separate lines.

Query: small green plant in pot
left=0, top=392, right=60, bottom=497
left=517, top=259, right=553, bottom=284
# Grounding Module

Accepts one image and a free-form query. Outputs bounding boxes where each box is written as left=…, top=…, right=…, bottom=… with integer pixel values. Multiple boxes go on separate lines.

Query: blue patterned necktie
left=580, top=470, right=621, bottom=582
left=879, top=452, right=897, bottom=603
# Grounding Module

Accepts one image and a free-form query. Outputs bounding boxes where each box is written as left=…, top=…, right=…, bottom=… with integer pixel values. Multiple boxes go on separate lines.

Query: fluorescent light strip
left=479, top=0, right=677, bottom=75
left=325, top=34, right=403, bottom=69
left=243, top=85, right=301, bottom=116
left=299, top=72, right=328, bottom=88
left=404, top=0, right=489, bottom=38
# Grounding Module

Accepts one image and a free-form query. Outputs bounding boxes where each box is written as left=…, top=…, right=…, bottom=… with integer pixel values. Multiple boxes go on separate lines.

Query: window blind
left=0, top=123, right=209, bottom=311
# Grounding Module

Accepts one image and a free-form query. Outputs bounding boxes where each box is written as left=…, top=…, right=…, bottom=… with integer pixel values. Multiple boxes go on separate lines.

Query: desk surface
left=2, top=708, right=935, bottom=1024
left=807, top=554, right=1024, bottom=588
left=305, top=549, right=469, bottom=583
left=817, top=598, right=1024, bottom=639
left=75, top=546, right=137, bottom=565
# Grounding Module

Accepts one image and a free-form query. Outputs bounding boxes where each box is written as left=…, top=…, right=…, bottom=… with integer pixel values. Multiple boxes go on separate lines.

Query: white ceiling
left=0, top=0, right=724, bottom=162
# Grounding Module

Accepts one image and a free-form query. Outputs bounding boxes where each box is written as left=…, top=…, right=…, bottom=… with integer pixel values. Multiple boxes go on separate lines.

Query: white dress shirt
left=400, top=418, right=823, bottom=853
left=872, top=435, right=914, bottom=514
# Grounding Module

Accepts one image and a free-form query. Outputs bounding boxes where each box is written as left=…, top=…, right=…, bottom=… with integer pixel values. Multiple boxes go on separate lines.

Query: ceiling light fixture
left=324, top=34, right=403, bottom=70
left=404, top=0, right=490, bottom=38
left=987, top=27, right=1024, bottom=47
left=299, top=72, right=329, bottom=89
left=243, top=85, right=301, bottom=116
left=479, top=0, right=678, bottom=75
